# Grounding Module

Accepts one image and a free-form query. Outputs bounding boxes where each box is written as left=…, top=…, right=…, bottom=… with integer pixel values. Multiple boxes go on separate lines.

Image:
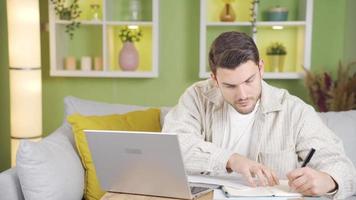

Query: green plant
left=304, top=61, right=356, bottom=112
left=118, top=26, right=143, bottom=43
left=266, top=42, right=287, bottom=55
left=50, top=0, right=82, bottom=39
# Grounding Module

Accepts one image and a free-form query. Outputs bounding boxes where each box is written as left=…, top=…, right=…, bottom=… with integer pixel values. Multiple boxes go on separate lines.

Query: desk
left=101, top=190, right=356, bottom=200
left=101, top=190, right=213, bottom=200
left=213, top=189, right=356, bottom=200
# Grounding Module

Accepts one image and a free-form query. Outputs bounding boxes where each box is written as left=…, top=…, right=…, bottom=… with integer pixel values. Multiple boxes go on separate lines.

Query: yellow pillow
left=67, top=108, right=161, bottom=200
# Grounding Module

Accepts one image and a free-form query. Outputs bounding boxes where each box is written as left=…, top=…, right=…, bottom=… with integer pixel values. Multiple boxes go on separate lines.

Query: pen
left=301, top=148, right=315, bottom=167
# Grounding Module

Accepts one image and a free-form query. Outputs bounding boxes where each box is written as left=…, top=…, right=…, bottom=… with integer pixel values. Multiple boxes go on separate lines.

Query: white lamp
left=7, top=0, right=42, bottom=166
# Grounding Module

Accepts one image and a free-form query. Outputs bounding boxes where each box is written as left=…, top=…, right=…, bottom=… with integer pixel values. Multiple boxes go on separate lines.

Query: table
left=101, top=189, right=356, bottom=200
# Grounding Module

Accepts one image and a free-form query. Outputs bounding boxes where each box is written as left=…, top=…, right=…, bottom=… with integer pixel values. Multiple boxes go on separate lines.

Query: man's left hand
left=287, top=167, right=337, bottom=196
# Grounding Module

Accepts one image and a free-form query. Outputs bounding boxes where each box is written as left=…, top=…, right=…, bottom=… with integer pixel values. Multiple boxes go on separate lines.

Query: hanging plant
left=50, top=0, right=82, bottom=39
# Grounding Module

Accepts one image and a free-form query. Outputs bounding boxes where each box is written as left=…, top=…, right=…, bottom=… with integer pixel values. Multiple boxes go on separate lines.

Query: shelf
left=206, top=22, right=251, bottom=26
left=199, top=71, right=304, bottom=80
left=106, top=21, right=153, bottom=26
left=256, top=21, right=306, bottom=27
left=206, top=21, right=306, bottom=27
left=264, top=72, right=304, bottom=79
left=50, top=70, right=158, bottom=78
left=49, top=0, right=159, bottom=78
left=56, top=20, right=103, bottom=25
left=200, top=0, right=313, bottom=79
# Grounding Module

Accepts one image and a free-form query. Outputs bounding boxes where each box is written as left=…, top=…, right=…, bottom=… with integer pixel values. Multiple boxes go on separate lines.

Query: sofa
left=0, top=96, right=355, bottom=200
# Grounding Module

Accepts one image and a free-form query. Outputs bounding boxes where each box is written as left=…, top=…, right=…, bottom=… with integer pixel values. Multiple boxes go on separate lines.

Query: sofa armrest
left=0, top=167, right=24, bottom=200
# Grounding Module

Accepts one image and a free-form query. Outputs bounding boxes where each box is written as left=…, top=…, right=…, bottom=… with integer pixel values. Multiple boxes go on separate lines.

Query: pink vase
left=119, top=42, right=139, bottom=71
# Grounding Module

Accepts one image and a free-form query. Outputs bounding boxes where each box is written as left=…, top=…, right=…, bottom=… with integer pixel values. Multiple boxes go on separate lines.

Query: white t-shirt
left=222, top=101, right=259, bottom=156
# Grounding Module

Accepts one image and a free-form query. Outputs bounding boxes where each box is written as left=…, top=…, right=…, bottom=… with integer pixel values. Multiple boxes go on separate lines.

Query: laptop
left=85, top=130, right=213, bottom=199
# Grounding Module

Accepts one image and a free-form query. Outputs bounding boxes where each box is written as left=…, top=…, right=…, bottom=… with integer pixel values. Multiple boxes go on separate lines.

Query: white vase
left=119, top=42, right=139, bottom=71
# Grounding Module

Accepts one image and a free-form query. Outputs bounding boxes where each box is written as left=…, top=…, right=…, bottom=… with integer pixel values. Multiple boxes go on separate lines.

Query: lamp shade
left=7, top=0, right=42, bottom=166
left=10, top=70, right=42, bottom=138
left=7, top=0, right=41, bottom=68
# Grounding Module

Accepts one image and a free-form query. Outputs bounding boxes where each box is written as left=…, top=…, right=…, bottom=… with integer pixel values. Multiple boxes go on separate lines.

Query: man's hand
left=287, top=167, right=337, bottom=196
left=226, top=153, right=279, bottom=187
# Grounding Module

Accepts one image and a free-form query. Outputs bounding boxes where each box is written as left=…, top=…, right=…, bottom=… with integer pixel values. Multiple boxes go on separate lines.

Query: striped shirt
left=162, top=79, right=356, bottom=199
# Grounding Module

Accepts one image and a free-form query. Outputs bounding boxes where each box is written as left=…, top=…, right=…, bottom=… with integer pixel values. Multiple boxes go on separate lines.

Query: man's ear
left=258, top=60, right=265, bottom=78
left=210, top=73, right=219, bottom=87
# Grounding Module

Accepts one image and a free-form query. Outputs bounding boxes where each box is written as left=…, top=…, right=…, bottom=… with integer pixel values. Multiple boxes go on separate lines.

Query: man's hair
left=208, top=31, right=260, bottom=74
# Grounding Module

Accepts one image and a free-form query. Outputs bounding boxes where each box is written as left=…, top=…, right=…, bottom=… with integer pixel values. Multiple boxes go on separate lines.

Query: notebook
left=221, top=180, right=302, bottom=197
left=85, top=130, right=213, bottom=200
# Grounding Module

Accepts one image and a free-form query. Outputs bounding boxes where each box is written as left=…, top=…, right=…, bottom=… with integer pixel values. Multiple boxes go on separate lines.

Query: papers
left=188, top=174, right=250, bottom=190
left=188, top=174, right=302, bottom=198
left=222, top=180, right=302, bottom=197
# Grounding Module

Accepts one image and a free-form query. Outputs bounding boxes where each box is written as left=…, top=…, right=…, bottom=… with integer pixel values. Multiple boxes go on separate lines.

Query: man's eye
left=246, top=78, right=254, bottom=83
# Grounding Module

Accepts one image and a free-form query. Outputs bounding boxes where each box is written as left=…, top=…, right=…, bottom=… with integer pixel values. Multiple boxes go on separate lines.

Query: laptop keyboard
left=190, top=186, right=210, bottom=195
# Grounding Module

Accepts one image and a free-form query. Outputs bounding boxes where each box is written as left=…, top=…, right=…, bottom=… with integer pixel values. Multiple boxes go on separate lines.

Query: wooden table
left=100, top=191, right=214, bottom=200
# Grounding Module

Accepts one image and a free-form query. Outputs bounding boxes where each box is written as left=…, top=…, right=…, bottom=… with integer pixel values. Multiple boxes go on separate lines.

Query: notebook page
left=222, top=180, right=302, bottom=197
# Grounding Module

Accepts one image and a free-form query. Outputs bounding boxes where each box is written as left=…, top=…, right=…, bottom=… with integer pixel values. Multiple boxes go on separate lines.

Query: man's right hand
left=226, top=153, right=279, bottom=187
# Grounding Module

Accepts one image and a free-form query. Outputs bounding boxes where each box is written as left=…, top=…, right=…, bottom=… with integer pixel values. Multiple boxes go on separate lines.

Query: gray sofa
left=0, top=96, right=355, bottom=200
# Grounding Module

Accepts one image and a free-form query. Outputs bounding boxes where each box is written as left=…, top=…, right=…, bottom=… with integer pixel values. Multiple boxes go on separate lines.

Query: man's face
left=213, top=60, right=264, bottom=114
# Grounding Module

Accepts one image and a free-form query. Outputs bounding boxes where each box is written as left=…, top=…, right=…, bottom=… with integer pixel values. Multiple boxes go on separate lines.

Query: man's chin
left=234, top=106, right=254, bottom=114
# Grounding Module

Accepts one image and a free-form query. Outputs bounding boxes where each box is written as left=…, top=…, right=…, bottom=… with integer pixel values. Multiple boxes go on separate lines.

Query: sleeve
left=162, top=86, right=234, bottom=175
left=295, top=104, right=356, bottom=199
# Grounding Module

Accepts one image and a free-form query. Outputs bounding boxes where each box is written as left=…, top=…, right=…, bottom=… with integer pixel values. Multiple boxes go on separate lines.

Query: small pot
left=266, top=6, right=288, bottom=21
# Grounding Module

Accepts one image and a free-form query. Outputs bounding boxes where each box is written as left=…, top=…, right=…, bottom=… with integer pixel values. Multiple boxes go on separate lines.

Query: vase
left=268, top=55, right=285, bottom=72
left=119, top=42, right=139, bottom=71
left=220, top=3, right=236, bottom=22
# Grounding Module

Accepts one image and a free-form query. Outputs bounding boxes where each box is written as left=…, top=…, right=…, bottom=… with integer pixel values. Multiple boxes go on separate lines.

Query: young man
left=162, top=32, right=356, bottom=199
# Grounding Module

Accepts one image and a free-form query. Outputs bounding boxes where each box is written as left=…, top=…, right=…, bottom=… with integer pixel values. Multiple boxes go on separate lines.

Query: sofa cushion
left=318, top=110, right=356, bottom=166
left=67, top=108, right=161, bottom=200
left=0, top=168, right=24, bottom=200
left=16, top=130, right=84, bottom=200
left=63, top=96, right=170, bottom=144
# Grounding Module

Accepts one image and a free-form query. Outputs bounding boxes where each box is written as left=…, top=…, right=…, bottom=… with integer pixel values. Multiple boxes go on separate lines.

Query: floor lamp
left=7, top=0, right=42, bottom=166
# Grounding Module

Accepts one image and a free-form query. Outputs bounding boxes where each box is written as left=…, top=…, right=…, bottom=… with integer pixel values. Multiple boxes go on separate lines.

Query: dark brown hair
left=208, top=31, right=260, bottom=74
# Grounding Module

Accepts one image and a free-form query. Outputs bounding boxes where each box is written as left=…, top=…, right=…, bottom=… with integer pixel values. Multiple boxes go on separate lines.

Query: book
left=221, top=180, right=302, bottom=197
left=188, top=174, right=302, bottom=198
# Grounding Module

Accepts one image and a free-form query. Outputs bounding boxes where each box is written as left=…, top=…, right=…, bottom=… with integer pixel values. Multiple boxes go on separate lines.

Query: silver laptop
left=85, top=130, right=212, bottom=199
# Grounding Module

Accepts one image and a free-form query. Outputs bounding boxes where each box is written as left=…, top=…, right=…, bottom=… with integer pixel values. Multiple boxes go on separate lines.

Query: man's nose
left=236, top=85, right=247, bottom=99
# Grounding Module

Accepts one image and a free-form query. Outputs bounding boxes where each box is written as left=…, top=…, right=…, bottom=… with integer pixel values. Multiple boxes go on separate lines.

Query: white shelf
left=199, top=0, right=313, bottom=79
left=199, top=71, right=304, bottom=80
left=256, top=21, right=306, bottom=27
left=49, top=0, right=159, bottom=78
left=56, top=20, right=103, bottom=25
left=206, top=22, right=251, bottom=26
left=50, top=70, right=158, bottom=78
left=106, top=21, right=153, bottom=26
left=263, top=72, right=304, bottom=79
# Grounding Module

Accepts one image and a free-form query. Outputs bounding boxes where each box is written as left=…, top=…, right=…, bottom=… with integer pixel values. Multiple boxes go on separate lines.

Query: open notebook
left=221, top=180, right=302, bottom=197
left=188, top=174, right=302, bottom=198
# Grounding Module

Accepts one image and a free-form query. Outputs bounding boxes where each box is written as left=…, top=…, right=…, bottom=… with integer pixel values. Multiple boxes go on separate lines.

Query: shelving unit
left=49, top=0, right=159, bottom=78
left=199, top=0, right=313, bottom=79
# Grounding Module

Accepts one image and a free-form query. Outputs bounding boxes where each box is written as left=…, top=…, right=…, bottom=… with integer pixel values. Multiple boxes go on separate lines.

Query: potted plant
left=266, top=42, right=287, bottom=72
left=304, top=61, right=356, bottom=112
left=50, top=0, right=82, bottom=39
left=118, top=26, right=143, bottom=71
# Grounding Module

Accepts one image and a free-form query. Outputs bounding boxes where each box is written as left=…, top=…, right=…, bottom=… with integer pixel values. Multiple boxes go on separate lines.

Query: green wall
left=0, top=0, right=354, bottom=171
left=344, top=0, right=356, bottom=64
left=0, top=0, right=10, bottom=172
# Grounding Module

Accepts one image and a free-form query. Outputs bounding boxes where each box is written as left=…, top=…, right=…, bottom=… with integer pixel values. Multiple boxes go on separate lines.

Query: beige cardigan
left=162, top=79, right=356, bottom=199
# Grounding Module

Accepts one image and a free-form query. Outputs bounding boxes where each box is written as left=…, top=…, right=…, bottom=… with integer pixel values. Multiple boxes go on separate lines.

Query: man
left=162, top=31, right=356, bottom=199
